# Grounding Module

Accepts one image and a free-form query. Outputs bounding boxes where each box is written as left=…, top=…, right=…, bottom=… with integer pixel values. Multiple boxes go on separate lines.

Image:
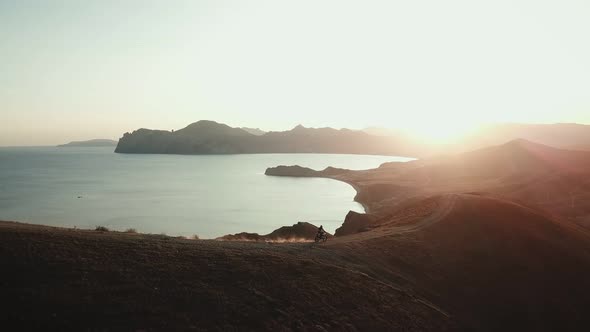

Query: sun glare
left=402, top=119, right=478, bottom=144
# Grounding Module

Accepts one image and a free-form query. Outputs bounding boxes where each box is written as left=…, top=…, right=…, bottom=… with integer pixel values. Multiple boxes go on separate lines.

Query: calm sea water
left=0, top=147, right=411, bottom=238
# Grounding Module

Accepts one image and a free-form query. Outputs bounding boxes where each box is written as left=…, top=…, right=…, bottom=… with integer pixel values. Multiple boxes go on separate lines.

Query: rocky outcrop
left=334, top=211, right=378, bottom=236
left=218, top=222, right=331, bottom=242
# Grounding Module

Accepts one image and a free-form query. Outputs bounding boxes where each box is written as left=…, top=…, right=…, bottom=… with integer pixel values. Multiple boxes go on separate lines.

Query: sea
left=0, top=147, right=412, bottom=238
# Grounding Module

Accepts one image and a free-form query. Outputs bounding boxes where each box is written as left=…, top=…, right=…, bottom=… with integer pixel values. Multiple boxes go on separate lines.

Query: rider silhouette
left=317, top=225, right=325, bottom=236
left=315, top=225, right=328, bottom=243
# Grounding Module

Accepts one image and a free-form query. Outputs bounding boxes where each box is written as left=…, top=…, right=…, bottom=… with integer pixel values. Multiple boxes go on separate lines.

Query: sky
left=1, top=0, right=590, bottom=146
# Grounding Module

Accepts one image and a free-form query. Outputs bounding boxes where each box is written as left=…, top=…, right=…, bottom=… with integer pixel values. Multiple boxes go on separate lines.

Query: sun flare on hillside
left=401, top=118, right=480, bottom=143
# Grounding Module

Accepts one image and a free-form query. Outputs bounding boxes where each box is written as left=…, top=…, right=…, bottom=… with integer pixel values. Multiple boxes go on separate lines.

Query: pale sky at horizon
left=1, top=0, right=590, bottom=146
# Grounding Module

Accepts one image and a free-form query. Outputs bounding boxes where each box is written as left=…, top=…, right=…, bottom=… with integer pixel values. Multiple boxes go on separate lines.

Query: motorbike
left=315, top=231, right=328, bottom=243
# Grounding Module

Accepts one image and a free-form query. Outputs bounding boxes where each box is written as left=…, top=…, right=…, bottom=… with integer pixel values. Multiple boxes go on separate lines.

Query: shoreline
left=264, top=164, right=375, bottom=215
left=0, top=160, right=372, bottom=240
left=0, top=174, right=369, bottom=240
left=326, top=176, right=370, bottom=214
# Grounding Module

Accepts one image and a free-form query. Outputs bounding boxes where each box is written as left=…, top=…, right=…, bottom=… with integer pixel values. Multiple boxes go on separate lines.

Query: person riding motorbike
left=315, top=225, right=327, bottom=242
left=318, top=225, right=325, bottom=235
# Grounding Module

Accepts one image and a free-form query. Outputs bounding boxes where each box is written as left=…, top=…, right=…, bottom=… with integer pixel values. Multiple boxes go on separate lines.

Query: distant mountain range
left=114, top=120, right=590, bottom=157
left=58, top=139, right=117, bottom=147
left=115, top=120, right=419, bottom=156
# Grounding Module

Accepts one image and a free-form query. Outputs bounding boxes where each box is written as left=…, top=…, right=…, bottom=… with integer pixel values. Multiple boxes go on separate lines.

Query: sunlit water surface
left=0, top=147, right=412, bottom=238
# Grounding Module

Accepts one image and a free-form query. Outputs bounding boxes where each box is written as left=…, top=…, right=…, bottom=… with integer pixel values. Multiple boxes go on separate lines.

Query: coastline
left=2, top=150, right=386, bottom=239
left=328, top=176, right=370, bottom=214
left=264, top=165, right=374, bottom=214
left=0, top=168, right=370, bottom=240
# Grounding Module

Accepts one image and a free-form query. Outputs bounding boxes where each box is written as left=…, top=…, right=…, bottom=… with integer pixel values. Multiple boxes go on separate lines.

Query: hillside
left=364, top=123, right=590, bottom=154
left=329, top=194, right=590, bottom=331
left=465, top=123, right=590, bottom=152
left=0, top=221, right=451, bottom=331
left=267, top=139, right=590, bottom=228
left=3, top=193, right=590, bottom=330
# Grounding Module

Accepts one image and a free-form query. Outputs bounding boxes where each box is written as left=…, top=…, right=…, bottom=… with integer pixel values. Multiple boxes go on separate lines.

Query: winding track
left=293, top=195, right=462, bottom=318
left=389, top=194, right=459, bottom=234
left=323, top=193, right=459, bottom=245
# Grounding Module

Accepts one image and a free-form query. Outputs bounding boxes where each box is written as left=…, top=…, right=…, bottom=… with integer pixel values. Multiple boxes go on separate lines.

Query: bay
left=0, top=147, right=412, bottom=238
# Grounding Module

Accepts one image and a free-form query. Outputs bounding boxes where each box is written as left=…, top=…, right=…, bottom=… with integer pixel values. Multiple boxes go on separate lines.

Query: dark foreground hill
left=329, top=194, right=590, bottom=331
left=0, top=221, right=451, bottom=331
left=3, top=193, right=590, bottom=330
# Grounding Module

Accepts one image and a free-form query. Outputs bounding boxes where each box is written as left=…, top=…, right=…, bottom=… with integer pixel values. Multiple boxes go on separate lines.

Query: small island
left=58, top=139, right=118, bottom=147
